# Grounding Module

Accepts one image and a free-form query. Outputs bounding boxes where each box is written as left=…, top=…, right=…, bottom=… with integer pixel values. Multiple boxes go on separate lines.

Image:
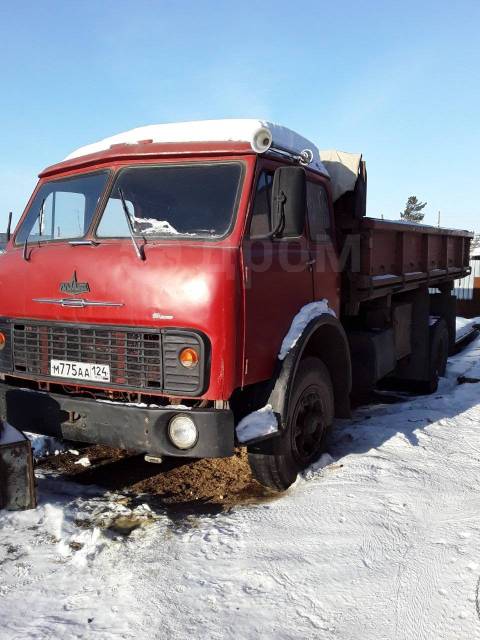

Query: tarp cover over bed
left=319, top=149, right=363, bottom=202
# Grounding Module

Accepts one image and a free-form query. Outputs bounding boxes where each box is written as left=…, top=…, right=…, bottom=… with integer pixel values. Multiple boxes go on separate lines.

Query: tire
left=248, top=357, right=334, bottom=492
left=418, top=318, right=449, bottom=394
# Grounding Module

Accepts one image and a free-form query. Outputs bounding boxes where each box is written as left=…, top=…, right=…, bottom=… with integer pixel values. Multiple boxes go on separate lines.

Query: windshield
left=15, top=171, right=109, bottom=245
left=96, top=163, right=243, bottom=239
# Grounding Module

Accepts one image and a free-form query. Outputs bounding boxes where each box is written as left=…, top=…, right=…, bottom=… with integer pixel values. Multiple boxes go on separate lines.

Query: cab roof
left=41, top=121, right=366, bottom=203
left=41, top=119, right=330, bottom=178
left=39, top=140, right=254, bottom=178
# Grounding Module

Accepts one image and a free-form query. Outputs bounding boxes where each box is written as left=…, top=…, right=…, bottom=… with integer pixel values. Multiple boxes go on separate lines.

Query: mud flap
left=0, top=421, right=36, bottom=511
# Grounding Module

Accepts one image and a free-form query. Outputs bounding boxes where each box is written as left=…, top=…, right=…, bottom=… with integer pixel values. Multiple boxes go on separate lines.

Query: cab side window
left=249, top=171, right=274, bottom=237
left=307, top=182, right=331, bottom=242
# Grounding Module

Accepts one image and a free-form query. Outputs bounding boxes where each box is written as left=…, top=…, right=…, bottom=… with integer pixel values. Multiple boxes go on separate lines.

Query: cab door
left=241, top=162, right=314, bottom=386
left=306, top=179, right=341, bottom=317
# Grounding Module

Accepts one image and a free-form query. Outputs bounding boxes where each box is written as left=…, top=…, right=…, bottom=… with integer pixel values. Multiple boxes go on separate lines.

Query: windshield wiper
left=118, top=188, right=146, bottom=261
left=23, top=198, right=45, bottom=261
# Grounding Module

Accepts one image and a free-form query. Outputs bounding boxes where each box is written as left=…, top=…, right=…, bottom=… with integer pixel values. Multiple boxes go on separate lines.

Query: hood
left=0, top=241, right=239, bottom=335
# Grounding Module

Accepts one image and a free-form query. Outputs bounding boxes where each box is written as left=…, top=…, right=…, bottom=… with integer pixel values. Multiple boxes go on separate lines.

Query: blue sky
left=0, top=0, right=478, bottom=231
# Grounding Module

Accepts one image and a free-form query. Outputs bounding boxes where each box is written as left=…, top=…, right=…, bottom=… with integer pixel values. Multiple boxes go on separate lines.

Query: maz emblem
left=33, top=270, right=124, bottom=308
left=60, top=271, right=90, bottom=295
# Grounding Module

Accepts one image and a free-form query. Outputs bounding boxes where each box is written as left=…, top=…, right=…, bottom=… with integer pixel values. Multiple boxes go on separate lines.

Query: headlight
left=168, top=414, right=198, bottom=450
left=0, top=332, right=6, bottom=351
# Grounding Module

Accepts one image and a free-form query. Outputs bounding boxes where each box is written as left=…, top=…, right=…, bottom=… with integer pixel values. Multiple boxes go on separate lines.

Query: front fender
left=268, top=314, right=352, bottom=428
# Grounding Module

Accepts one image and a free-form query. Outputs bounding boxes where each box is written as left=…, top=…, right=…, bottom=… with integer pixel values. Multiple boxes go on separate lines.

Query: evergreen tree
left=400, top=196, right=427, bottom=222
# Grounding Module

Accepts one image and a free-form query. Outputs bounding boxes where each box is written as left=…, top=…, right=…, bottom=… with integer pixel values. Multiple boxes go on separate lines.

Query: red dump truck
left=0, top=120, right=472, bottom=490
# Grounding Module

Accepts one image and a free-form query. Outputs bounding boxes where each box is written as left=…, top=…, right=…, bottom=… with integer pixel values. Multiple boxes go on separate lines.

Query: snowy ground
left=2, top=334, right=480, bottom=638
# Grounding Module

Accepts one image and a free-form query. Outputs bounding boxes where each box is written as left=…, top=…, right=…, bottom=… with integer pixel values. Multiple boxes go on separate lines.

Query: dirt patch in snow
left=37, top=445, right=276, bottom=510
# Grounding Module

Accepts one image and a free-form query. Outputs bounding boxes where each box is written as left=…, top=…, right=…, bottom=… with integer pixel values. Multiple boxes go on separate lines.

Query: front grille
left=12, top=322, right=163, bottom=390
left=2, top=320, right=209, bottom=395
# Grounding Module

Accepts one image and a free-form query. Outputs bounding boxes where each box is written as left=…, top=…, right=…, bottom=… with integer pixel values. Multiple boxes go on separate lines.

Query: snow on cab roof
left=64, top=118, right=329, bottom=175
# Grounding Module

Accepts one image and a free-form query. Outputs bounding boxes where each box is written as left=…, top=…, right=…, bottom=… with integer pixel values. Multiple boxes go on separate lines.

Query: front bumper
left=0, top=384, right=234, bottom=458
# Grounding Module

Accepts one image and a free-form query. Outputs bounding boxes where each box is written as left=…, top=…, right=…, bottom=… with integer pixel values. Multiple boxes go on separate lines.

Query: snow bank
left=278, top=299, right=336, bottom=360
left=236, top=404, right=278, bottom=443
left=64, top=119, right=329, bottom=176
left=301, top=453, right=334, bottom=480
left=456, top=316, right=480, bottom=341
left=26, top=432, right=66, bottom=459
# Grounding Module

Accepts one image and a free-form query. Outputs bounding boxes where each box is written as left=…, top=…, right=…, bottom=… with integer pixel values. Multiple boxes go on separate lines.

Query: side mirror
left=271, top=166, right=306, bottom=238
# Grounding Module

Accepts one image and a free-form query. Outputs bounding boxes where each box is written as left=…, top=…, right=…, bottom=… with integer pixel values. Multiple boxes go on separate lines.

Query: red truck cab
left=0, top=120, right=472, bottom=491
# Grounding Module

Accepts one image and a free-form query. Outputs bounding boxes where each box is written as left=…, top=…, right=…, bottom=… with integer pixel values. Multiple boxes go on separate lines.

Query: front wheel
left=248, top=357, right=334, bottom=492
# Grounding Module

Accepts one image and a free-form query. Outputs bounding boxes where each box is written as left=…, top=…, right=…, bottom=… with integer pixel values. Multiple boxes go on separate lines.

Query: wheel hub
left=291, top=386, right=326, bottom=465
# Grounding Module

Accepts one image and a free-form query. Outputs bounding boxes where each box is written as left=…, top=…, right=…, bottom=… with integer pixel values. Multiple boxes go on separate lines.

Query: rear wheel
left=418, top=318, right=449, bottom=394
left=248, top=357, right=334, bottom=492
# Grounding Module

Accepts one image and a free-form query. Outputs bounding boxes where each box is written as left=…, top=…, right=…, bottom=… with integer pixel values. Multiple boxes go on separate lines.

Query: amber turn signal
left=179, top=347, right=199, bottom=368
left=0, top=332, right=6, bottom=351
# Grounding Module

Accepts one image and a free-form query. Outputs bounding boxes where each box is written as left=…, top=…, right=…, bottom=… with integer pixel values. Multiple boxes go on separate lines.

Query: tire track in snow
left=333, top=378, right=480, bottom=640
left=475, top=574, right=480, bottom=622
left=392, top=503, right=447, bottom=640
left=387, top=429, right=480, bottom=640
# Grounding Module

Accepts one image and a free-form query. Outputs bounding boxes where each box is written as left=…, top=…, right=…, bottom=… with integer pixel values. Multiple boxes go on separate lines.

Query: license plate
left=50, top=359, right=110, bottom=383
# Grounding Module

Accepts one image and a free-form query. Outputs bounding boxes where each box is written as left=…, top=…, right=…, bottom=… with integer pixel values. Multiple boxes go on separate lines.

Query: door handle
left=306, top=258, right=317, bottom=268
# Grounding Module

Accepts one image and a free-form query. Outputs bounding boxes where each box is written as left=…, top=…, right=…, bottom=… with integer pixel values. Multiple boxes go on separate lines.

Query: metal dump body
left=345, top=218, right=473, bottom=301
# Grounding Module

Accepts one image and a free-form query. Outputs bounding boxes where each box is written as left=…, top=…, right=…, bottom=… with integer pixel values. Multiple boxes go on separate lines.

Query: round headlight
left=168, top=414, right=198, bottom=450
left=0, top=332, right=7, bottom=351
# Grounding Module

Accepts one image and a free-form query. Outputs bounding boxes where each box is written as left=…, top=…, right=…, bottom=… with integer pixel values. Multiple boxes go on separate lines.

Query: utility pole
left=437, top=210, right=441, bottom=227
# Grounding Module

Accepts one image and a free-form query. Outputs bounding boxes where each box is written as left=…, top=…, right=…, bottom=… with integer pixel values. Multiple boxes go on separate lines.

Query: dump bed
left=344, top=217, right=473, bottom=303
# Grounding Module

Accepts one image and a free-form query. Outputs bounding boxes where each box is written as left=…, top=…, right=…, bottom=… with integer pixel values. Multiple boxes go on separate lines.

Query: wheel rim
left=291, top=384, right=326, bottom=465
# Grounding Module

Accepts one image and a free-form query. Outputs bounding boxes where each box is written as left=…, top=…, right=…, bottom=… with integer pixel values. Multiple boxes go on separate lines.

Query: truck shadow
left=328, top=349, right=480, bottom=458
